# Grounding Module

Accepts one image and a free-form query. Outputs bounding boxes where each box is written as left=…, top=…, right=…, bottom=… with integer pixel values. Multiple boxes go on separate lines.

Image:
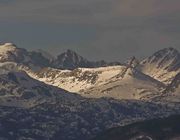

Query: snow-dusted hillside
left=152, top=73, right=180, bottom=103
left=82, top=67, right=165, bottom=100
left=0, top=62, right=178, bottom=140
left=0, top=44, right=178, bottom=102
left=28, top=65, right=165, bottom=101
left=0, top=68, right=79, bottom=108
left=31, top=66, right=125, bottom=92
left=0, top=44, right=179, bottom=140
left=0, top=43, right=51, bottom=70
left=140, top=48, right=180, bottom=84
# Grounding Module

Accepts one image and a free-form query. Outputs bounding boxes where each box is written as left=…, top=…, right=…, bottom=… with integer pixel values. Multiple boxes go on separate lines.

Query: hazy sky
left=0, top=0, right=180, bottom=61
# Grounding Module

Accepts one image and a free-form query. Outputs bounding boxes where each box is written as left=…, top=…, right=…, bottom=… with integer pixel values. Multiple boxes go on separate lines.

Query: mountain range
left=0, top=42, right=179, bottom=140
left=0, top=43, right=121, bottom=70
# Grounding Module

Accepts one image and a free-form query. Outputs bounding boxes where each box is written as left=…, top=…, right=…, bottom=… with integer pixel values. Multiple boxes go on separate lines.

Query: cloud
left=0, top=0, right=179, bottom=21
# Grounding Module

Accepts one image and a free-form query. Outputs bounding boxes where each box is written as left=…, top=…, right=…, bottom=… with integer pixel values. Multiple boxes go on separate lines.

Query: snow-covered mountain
left=0, top=67, right=178, bottom=139
left=31, top=66, right=125, bottom=92
left=0, top=44, right=179, bottom=102
left=0, top=43, right=179, bottom=140
left=0, top=43, right=121, bottom=70
left=0, top=71, right=80, bottom=108
left=29, top=65, right=165, bottom=101
left=140, top=48, right=180, bottom=84
left=0, top=63, right=178, bottom=140
left=83, top=67, right=165, bottom=101
left=0, top=43, right=51, bottom=70
left=24, top=47, right=180, bottom=102
left=0, top=43, right=27, bottom=63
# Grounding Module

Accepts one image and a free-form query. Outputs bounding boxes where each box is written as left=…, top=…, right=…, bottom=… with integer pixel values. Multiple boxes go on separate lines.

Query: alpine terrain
left=0, top=43, right=179, bottom=140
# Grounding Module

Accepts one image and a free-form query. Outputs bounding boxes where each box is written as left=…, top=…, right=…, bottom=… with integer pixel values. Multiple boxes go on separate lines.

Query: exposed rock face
left=52, top=49, right=121, bottom=70
left=52, top=49, right=93, bottom=70
left=163, top=73, right=180, bottom=94
left=140, top=48, right=180, bottom=84
left=141, top=48, right=180, bottom=71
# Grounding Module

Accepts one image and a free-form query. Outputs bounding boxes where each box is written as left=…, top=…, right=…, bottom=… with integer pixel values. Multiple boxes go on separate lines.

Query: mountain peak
left=60, top=49, right=86, bottom=60
left=63, top=49, right=83, bottom=59
left=140, top=47, right=180, bottom=84
left=153, top=47, right=179, bottom=57
left=165, top=47, right=178, bottom=52
left=66, top=49, right=76, bottom=54
left=53, top=49, right=90, bottom=70
left=0, top=42, right=17, bottom=51
left=141, top=47, right=180, bottom=71
left=0, top=43, right=18, bottom=60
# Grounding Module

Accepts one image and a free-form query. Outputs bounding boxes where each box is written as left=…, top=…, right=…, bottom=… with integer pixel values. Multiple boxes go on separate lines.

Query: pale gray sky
left=0, top=0, right=179, bottom=61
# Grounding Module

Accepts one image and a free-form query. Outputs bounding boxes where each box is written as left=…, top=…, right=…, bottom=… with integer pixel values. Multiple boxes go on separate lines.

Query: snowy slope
left=0, top=45, right=179, bottom=103
left=0, top=69, right=79, bottom=108
left=29, top=66, right=125, bottom=92
left=29, top=65, right=165, bottom=101
left=152, top=73, right=180, bottom=103
left=0, top=43, right=180, bottom=140
left=0, top=43, right=27, bottom=62
left=140, top=48, right=180, bottom=84
left=82, top=67, right=165, bottom=100
left=1, top=63, right=178, bottom=140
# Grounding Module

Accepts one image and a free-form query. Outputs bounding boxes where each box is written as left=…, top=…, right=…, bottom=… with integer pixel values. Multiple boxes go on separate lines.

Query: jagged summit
left=52, top=49, right=122, bottom=70
left=65, top=49, right=79, bottom=55
left=140, top=47, right=180, bottom=84
left=0, top=42, right=17, bottom=52
left=61, top=49, right=89, bottom=63
left=141, top=47, right=180, bottom=71
left=53, top=49, right=91, bottom=70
